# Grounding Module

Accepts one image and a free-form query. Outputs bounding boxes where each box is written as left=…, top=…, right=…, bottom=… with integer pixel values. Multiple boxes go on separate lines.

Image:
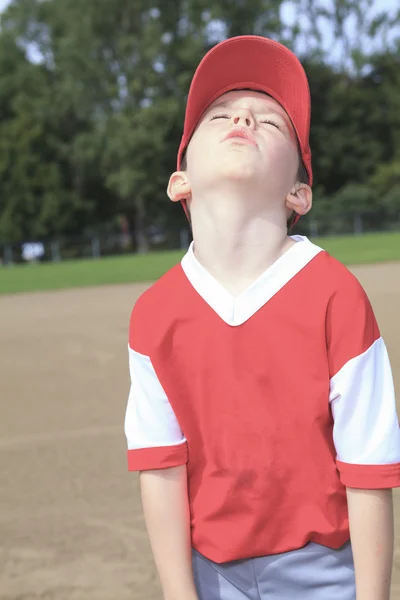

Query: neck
left=190, top=192, right=294, bottom=296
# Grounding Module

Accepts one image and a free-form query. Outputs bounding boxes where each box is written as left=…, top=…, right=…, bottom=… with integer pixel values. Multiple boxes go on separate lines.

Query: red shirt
left=125, top=236, right=400, bottom=563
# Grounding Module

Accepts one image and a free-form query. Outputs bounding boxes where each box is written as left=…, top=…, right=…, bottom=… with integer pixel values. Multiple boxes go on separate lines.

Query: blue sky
left=281, top=0, right=399, bottom=62
left=1, top=0, right=397, bottom=14
left=1, top=0, right=397, bottom=17
left=0, top=0, right=398, bottom=66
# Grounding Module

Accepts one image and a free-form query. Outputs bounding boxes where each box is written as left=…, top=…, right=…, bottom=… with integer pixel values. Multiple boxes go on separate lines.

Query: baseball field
left=1, top=233, right=400, bottom=599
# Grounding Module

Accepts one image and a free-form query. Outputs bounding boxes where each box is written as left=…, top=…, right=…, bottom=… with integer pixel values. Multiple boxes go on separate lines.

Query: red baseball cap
left=177, top=35, right=312, bottom=223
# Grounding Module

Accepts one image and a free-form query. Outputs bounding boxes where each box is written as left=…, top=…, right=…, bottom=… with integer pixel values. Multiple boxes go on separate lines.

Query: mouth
left=223, top=129, right=258, bottom=147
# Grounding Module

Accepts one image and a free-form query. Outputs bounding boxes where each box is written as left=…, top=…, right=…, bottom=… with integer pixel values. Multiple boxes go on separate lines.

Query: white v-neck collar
left=181, top=236, right=323, bottom=326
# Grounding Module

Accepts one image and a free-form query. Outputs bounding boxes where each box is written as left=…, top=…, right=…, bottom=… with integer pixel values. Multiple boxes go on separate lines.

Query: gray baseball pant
left=192, top=541, right=355, bottom=599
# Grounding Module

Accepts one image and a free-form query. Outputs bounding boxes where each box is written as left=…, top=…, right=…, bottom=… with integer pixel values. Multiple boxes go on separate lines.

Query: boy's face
left=183, top=90, right=301, bottom=206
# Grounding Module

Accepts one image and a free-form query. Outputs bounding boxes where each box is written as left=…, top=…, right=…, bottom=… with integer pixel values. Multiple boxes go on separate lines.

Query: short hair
left=294, top=136, right=309, bottom=185
left=180, top=152, right=188, bottom=171
left=297, top=156, right=309, bottom=185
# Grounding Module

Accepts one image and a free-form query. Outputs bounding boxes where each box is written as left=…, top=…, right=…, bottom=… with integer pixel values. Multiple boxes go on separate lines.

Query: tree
left=369, top=161, right=400, bottom=223
left=0, top=0, right=289, bottom=248
left=0, top=0, right=399, bottom=246
left=0, top=33, right=81, bottom=242
left=288, top=0, right=398, bottom=73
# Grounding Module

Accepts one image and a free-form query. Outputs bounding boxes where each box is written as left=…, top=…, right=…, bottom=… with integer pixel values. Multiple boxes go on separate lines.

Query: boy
left=125, top=36, right=400, bottom=599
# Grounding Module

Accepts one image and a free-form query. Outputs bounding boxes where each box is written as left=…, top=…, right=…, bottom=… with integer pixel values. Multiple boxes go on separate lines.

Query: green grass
left=0, top=250, right=185, bottom=295
left=313, top=231, right=400, bottom=266
left=1, top=231, right=399, bottom=295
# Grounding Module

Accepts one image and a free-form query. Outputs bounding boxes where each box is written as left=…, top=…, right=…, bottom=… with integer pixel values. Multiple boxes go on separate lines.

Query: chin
left=219, top=156, right=257, bottom=177
left=224, top=165, right=261, bottom=182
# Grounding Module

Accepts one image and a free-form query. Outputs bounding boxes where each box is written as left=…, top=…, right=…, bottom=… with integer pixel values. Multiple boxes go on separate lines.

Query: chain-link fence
left=0, top=227, right=192, bottom=266
left=1, top=212, right=400, bottom=266
left=294, top=211, right=400, bottom=238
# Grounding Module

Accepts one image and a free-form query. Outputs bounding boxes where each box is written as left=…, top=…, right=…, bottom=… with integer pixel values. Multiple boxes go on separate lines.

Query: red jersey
left=125, top=236, right=400, bottom=563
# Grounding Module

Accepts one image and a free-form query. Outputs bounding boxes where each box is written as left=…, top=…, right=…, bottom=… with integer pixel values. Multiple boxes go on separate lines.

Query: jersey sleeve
left=327, top=273, right=400, bottom=489
left=125, top=335, right=188, bottom=472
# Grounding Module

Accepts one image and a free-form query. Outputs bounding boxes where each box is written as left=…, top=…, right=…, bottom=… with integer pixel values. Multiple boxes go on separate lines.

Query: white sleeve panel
left=125, top=346, right=186, bottom=450
left=330, top=337, right=400, bottom=465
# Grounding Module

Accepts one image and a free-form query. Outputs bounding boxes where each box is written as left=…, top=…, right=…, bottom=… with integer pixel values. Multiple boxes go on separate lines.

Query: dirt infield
left=1, top=263, right=400, bottom=600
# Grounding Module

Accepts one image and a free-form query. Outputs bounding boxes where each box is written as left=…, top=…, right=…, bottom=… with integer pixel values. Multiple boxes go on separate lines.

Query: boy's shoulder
left=295, top=236, right=368, bottom=298
left=130, top=238, right=370, bottom=313
left=129, top=260, right=190, bottom=342
left=128, top=239, right=373, bottom=341
left=316, top=244, right=368, bottom=296
left=306, top=240, right=374, bottom=324
left=132, top=262, right=185, bottom=313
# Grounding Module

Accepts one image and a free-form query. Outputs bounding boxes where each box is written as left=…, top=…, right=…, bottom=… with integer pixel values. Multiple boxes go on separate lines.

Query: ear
left=285, top=183, right=312, bottom=217
left=167, top=171, right=192, bottom=203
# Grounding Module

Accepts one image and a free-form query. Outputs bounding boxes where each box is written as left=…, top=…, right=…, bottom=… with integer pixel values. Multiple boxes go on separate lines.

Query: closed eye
left=210, top=113, right=230, bottom=121
left=260, top=119, right=281, bottom=129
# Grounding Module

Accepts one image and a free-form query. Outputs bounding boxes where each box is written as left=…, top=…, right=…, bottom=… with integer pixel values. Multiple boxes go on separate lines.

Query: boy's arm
left=125, top=307, right=195, bottom=599
left=326, top=271, right=400, bottom=598
left=346, top=488, right=394, bottom=600
left=140, top=466, right=198, bottom=600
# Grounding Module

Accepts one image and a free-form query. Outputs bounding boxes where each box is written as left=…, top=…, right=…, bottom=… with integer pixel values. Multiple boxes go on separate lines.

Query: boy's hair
left=295, top=146, right=310, bottom=185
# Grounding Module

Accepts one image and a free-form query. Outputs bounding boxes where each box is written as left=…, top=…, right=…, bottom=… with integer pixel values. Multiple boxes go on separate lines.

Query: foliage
left=0, top=0, right=399, bottom=244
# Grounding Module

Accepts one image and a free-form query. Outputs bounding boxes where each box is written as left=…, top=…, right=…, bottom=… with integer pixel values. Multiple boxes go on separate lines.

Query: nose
left=232, top=108, right=255, bottom=129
